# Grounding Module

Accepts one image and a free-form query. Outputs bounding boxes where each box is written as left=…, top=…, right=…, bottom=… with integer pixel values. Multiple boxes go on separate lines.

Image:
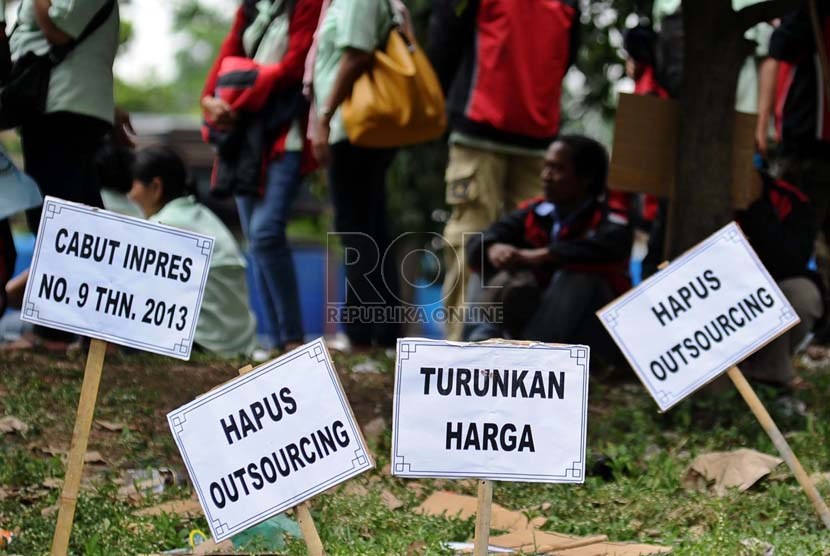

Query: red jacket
left=428, top=0, right=580, bottom=149
left=202, top=0, right=321, bottom=174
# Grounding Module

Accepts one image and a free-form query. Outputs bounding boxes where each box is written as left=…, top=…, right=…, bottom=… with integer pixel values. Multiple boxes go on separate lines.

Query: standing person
left=202, top=0, right=322, bottom=353
left=128, top=147, right=258, bottom=358
left=428, top=0, right=581, bottom=340
left=310, top=0, right=403, bottom=349
left=766, top=1, right=830, bottom=354
left=6, top=0, right=126, bottom=350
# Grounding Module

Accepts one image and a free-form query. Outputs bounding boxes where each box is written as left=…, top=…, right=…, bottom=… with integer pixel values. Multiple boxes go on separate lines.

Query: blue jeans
left=236, top=153, right=304, bottom=347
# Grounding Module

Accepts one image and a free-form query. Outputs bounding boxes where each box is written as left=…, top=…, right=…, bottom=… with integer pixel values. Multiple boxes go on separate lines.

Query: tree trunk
left=668, top=0, right=753, bottom=256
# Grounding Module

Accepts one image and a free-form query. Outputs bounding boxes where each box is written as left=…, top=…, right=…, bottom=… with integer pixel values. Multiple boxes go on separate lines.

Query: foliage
left=1, top=350, right=830, bottom=554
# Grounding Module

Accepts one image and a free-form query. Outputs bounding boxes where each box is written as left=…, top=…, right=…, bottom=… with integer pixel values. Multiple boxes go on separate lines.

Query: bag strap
left=48, top=0, right=116, bottom=65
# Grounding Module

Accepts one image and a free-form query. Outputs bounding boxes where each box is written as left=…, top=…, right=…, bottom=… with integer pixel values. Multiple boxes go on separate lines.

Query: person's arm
left=201, top=7, right=247, bottom=128
left=466, top=207, right=532, bottom=272
left=33, top=0, right=72, bottom=45
left=565, top=0, right=580, bottom=68
left=231, top=0, right=324, bottom=112
left=311, top=47, right=372, bottom=166
left=755, top=57, right=778, bottom=157
left=427, top=0, right=478, bottom=94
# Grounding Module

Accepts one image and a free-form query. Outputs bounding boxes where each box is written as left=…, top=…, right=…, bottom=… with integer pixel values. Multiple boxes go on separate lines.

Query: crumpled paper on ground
left=415, top=491, right=547, bottom=530
left=682, top=448, right=783, bottom=496
left=419, top=491, right=672, bottom=555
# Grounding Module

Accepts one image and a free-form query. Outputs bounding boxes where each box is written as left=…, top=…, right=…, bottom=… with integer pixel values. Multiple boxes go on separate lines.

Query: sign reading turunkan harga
left=392, top=339, right=590, bottom=483
left=597, top=222, right=799, bottom=411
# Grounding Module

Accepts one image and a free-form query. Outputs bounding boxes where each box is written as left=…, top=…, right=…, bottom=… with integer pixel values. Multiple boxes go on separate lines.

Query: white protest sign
left=21, top=197, right=213, bottom=360
left=598, top=222, right=799, bottom=412
left=168, top=338, right=373, bottom=542
left=392, top=338, right=589, bottom=483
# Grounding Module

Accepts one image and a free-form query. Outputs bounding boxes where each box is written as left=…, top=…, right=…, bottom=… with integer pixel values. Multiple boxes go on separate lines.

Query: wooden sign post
left=473, top=479, right=493, bottom=556
left=50, top=339, right=107, bottom=556
left=169, top=338, right=373, bottom=546
left=392, top=338, right=591, bottom=551
left=598, top=223, right=830, bottom=528
left=726, top=366, right=830, bottom=528
left=20, top=197, right=215, bottom=554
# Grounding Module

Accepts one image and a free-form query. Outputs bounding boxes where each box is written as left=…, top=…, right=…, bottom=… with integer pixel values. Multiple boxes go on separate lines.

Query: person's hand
left=113, top=107, right=135, bottom=148
left=312, top=117, right=332, bottom=167
left=513, top=248, right=553, bottom=268
left=487, top=243, right=519, bottom=269
left=201, top=96, right=237, bottom=130
left=755, top=123, right=769, bottom=159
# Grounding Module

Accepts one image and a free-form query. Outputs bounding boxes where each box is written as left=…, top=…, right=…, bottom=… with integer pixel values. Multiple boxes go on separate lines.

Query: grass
left=1, top=348, right=829, bottom=555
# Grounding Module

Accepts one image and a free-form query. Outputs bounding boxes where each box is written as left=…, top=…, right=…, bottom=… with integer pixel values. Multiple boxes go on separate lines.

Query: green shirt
left=150, top=197, right=257, bottom=358
left=313, top=0, right=394, bottom=144
left=10, top=0, right=119, bottom=124
left=100, top=189, right=144, bottom=219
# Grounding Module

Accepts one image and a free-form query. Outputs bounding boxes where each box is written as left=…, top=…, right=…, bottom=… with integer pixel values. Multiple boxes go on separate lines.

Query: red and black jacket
left=770, top=1, right=830, bottom=158
left=466, top=194, right=632, bottom=295
left=738, top=173, right=817, bottom=282
left=201, top=0, right=321, bottom=196
left=428, top=0, right=580, bottom=150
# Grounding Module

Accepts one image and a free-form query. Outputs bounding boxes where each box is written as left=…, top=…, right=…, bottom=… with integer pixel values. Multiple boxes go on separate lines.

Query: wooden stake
left=473, top=479, right=493, bottom=556
left=296, top=501, right=326, bottom=556
left=727, top=366, right=830, bottom=529
left=50, top=339, right=108, bottom=556
left=237, top=363, right=326, bottom=554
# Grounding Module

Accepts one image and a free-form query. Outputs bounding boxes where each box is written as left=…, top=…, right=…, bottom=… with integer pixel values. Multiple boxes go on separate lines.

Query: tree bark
left=668, top=0, right=803, bottom=256
left=668, top=0, right=752, bottom=256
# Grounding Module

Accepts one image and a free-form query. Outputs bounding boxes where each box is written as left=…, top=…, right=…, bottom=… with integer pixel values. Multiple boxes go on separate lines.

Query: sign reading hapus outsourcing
left=168, top=339, right=373, bottom=542
left=597, top=222, right=799, bottom=412
left=392, top=338, right=590, bottom=483
left=21, top=197, right=213, bottom=360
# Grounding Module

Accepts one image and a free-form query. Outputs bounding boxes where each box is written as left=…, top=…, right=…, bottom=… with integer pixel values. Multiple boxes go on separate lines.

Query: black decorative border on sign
left=20, top=198, right=213, bottom=360
left=392, top=339, right=590, bottom=483
left=167, top=338, right=373, bottom=542
left=599, top=222, right=800, bottom=411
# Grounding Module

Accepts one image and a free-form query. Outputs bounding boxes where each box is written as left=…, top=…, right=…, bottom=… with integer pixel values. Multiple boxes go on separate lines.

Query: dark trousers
left=465, top=269, right=619, bottom=360
left=328, top=141, right=400, bottom=347
left=22, top=111, right=110, bottom=340
left=0, top=219, right=14, bottom=318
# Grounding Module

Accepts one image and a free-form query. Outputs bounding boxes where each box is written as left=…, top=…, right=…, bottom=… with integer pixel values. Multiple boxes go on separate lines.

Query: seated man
left=738, top=172, right=824, bottom=387
left=463, top=135, right=633, bottom=355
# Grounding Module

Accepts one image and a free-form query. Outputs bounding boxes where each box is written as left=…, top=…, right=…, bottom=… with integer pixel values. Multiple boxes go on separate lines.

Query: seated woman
left=464, top=135, right=633, bottom=357
left=128, top=146, right=257, bottom=358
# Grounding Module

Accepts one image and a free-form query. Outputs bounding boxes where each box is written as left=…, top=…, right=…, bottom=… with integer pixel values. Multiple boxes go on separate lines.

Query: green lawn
left=0, top=349, right=828, bottom=555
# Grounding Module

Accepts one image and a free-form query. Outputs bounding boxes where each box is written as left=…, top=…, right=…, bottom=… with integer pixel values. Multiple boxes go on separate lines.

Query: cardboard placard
left=21, top=197, right=213, bottom=360
left=168, top=339, right=373, bottom=542
left=392, top=338, right=590, bottom=483
left=597, top=222, right=799, bottom=411
left=608, top=93, right=761, bottom=209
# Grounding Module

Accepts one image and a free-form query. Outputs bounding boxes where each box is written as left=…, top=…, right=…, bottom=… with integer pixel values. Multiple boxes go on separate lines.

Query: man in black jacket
left=463, top=136, right=632, bottom=354
left=739, top=172, right=824, bottom=386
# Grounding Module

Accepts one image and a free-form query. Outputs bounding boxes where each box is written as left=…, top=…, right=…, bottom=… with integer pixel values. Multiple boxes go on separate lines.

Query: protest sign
left=598, top=222, right=830, bottom=529
left=392, top=338, right=590, bottom=554
left=168, top=338, right=373, bottom=542
left=597, top=222, right=798, bottom=412
left=392, top=338, right=589, bottom=483
left=23, top=198, right=214, bottom=555
left=21, top=196, right=213, bottom=360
